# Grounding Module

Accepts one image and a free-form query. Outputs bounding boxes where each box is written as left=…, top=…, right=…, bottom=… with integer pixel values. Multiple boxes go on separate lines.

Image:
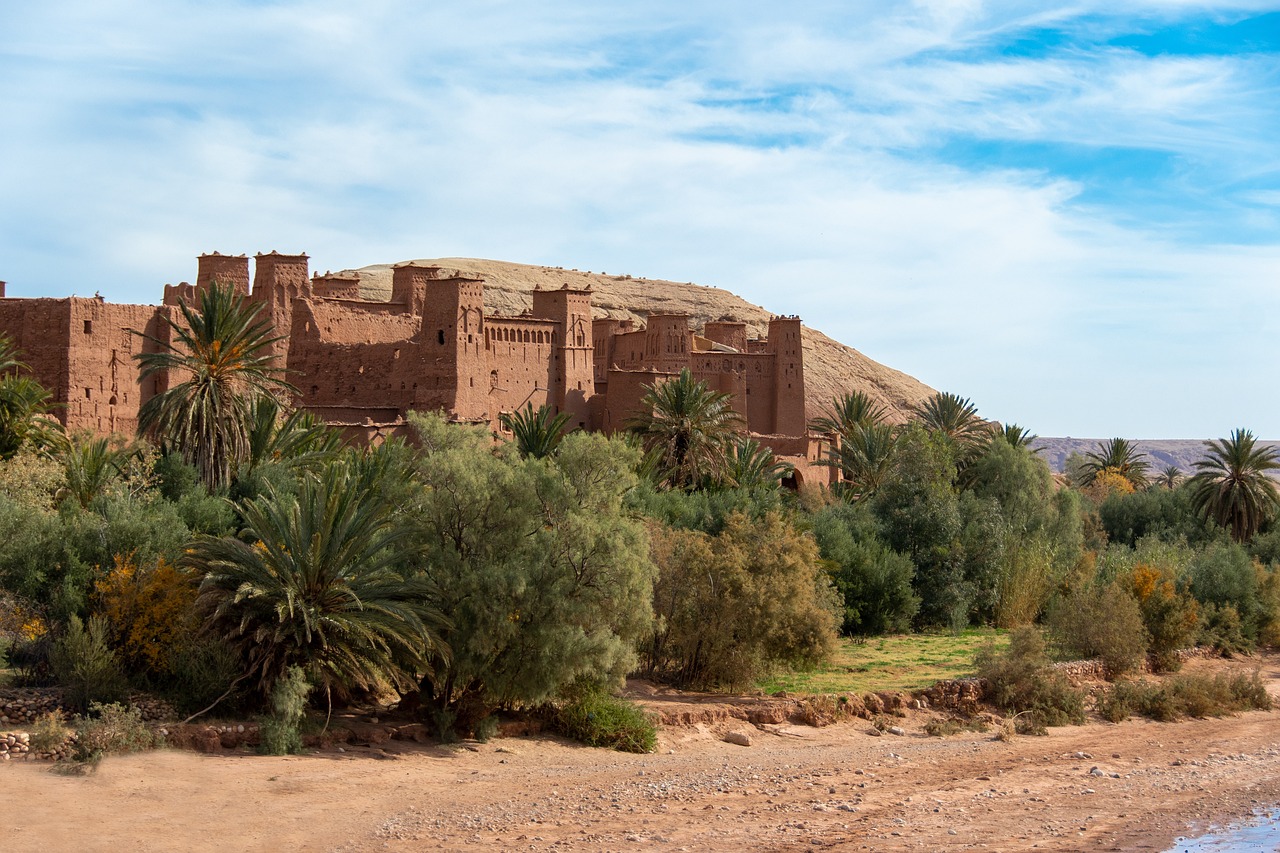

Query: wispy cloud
left=0, top=1, right=1278, bottom=436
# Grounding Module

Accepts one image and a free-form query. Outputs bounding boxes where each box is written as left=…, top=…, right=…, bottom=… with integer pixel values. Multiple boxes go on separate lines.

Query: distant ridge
left=1032, top=437, right=1280, bottom=475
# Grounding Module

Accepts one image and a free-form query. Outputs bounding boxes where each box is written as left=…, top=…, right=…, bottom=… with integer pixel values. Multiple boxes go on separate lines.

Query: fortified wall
left=0, top=253, right=831, bottom=486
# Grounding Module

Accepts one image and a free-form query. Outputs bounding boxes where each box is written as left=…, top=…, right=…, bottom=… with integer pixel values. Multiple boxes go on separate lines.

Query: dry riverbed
left=1, top=654, right=1277, bottom=852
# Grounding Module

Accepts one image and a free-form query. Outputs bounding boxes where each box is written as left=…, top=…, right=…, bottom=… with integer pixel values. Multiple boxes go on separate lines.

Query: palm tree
left=1155, top=465, right=1183, bottom=490
left=822, top=421, right=899, bottom=501
left=135, top=283, right=293, bottom=492
left=499, top=403, right=573, bottom=459
left=0, top=335, right=63, bottom=459
left=810, top=390, right=888, bottom=435
left=996, top=423, right=1039, bottom=452
left=1188, top=429, right=1280, bottom=542
left=723, top=436, right=793, bottom=490
left=61, top=434, right=136, bottom=508
left=244, top=396, right=342, bottom=475
left=625, top=368, right=744, bottom=490
left=913, top=391, right=990, bottom=451
left=183, top=460, right=447, bottom=698
left=0, top=375, right=63, bottom=459
left=1079, top=437, right=1150, bottom=489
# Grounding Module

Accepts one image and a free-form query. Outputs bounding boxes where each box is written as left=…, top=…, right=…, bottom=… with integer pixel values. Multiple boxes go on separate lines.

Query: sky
left=1, top=1, right=1278, bottom=439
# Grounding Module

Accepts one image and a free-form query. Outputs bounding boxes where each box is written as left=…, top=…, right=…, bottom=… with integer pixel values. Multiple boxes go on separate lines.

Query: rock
left=866, top=728, right=883, bottom=737
left=887, top=726, right=906, bottom=737
left=1090, top=767, right=1105, bottom=777
left=723, top=730, right=753, bottom=747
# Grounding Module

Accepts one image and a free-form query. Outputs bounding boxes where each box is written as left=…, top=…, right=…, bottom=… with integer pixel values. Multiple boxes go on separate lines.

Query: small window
left=438, top=330, right=445, bottom=345
left=84, top=388, right=91, bottom=399
left=83, top=320, right=93, bottom=334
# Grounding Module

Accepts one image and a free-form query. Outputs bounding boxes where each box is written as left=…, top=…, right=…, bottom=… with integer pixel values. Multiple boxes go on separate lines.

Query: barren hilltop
left=345, top=257, right=937, bottom=424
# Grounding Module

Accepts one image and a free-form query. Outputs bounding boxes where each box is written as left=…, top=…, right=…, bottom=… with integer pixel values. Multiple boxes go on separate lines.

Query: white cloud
left=1, top=0, right=1279, bottom=436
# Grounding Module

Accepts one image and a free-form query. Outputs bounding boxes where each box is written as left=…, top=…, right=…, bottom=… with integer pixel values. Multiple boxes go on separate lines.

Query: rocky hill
left=346, top=257, right=938, bottom=423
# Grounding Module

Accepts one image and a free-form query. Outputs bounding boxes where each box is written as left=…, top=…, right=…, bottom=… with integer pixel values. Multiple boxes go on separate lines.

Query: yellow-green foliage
left=1127, top=562, right=1199, bottom=671
left=94, top=552, right=198, bottom=676
left=0, top=446, right=63, bottom=511
left=1084, top=469, right=1135, bottom=505
left=643, top=511, right=840, bottom=690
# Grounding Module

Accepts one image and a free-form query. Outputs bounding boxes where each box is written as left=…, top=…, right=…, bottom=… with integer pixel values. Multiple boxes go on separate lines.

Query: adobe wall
left=0, top=253, right=819, bottom=469
left=483, top=318, right=559, bottom=419
left=0, top=297, right=167, bottom=436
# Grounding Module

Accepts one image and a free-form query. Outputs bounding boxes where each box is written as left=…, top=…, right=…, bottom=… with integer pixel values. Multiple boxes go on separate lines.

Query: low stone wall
left=0, top=688, right=177, bottom=726
left=0, top=688, right=63, bottom=725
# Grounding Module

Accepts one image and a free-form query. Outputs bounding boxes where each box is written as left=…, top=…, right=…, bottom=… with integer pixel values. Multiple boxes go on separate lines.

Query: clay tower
left=532, top=283, right=595, bottom=428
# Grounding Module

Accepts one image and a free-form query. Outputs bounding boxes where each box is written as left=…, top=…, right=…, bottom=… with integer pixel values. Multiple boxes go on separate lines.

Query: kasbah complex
left=0, top=251, right=834, bottom=486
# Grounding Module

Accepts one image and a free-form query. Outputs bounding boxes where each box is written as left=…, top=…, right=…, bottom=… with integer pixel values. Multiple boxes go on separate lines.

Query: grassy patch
left=756, top=629, right=1007, bottom=695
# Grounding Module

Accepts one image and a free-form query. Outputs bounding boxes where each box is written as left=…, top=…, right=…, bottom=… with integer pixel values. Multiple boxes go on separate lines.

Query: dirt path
left=2, top=657, right=1278, bottom=852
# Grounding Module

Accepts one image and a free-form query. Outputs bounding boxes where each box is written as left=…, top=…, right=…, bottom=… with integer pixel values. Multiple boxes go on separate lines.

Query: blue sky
left=2, top=1, right=1278, bottom=438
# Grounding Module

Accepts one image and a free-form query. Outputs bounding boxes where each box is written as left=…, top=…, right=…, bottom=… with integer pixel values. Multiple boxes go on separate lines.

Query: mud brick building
left=0, top=252, right=831, bottom=485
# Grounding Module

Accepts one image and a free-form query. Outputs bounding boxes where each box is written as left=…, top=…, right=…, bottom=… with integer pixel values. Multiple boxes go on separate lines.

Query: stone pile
left=0, top=731, right=29, bottom=760
left=0, top=730, right=75, bottom=762
left=129, top=694, right=178, bottom=722
left=916, top=678, right=987, bottom=713
left=0, top=688, right=63, bottom=725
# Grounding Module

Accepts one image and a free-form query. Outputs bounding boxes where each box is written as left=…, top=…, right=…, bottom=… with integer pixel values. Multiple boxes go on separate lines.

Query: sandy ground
left=2, top=656, right=1278, bottom=852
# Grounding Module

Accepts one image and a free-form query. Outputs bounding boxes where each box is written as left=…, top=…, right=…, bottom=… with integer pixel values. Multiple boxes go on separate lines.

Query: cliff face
left=347, top=257, right=937, bottom=424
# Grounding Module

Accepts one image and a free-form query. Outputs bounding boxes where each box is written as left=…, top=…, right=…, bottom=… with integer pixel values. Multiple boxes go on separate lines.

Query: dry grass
left=757, top=629, right=1007, bottom=695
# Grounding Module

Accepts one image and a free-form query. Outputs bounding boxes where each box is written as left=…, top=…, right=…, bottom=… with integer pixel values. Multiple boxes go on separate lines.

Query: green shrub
left=474, top=715, right=499, bottom=744
left=1047, top=580, right=1148, bottom=678
left=258, top=666, right=311, bottom=756
left=73, top=702, right=160, bottom=762
left=1096, top=680, right=1144, bottom=723
left=974, top=626, right=1085, bottom=730
left=1198, top=603, right=1251, bottom=657
left=160, top=637, right=247, bottom=716
left=1097, top=671, right=1271, bottom=723
left=50, top=614, right=126, bottom=712
left=549, top=688, right=657, bottom=754
left=28, top=710, right=72, bottom=752
left=1126, top=563, right=1199, bottom=672
left=812, top=503, right=920, bottom=636
left=1189, top=543, right=1263, bottom=641
left=642, top=512, right=839, bottom=690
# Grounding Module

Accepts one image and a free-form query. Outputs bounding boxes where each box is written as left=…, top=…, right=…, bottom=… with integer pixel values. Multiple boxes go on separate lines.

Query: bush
left=160, top=636, right=247, bottom=716
left=50, top=614, right=126, bottom=712
left=812, top=503, right=919, bottom=635
left=1096, top=672, right=1271, bottom=723
left=549, top=688, right=657, bottom=754
left=974, top=627, right=1085, bottom=730
left=1126, top=563, right=1199, bottom=672
left=642, top=512, right=840, bottom=690
left=73, top=702, right=160, bottom=762
left=1047, top=581, right=1148, bottom=678
left=1096, top=680, right=1143, bottom=723
left=28, top=710, right=72, bottom=752
left=258, top=665, right=311, bottom=755
left=1189, top=543, right=1263, bottom=643
left=1198, top=603, right=1251, bottom=657
left=94, top=553, right=199, bottom=677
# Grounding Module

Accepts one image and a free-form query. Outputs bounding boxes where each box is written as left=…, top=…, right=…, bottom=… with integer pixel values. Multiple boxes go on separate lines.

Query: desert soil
left=2, top=654, right=1278, bottom=852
